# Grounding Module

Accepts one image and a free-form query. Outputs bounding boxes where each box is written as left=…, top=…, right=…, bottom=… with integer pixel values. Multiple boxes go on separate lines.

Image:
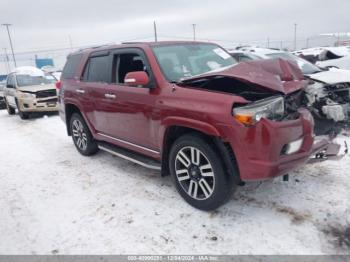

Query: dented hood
left=18, top=83, right=56, bottom=93
left=308, top=68, right=350, bottom=85
left=181, top=58, right=307, bottom=94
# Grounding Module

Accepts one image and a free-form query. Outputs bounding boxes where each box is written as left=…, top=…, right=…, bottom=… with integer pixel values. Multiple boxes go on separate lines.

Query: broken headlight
left=19, top=91, right=35, bottom=99
left=233, top=96, right=284, bottom=126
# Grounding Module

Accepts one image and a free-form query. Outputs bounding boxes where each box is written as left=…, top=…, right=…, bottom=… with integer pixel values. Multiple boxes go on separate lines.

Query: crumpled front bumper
left=220, top=109, right=329, bottom=181
left=18, top=97, right=59, bottom=112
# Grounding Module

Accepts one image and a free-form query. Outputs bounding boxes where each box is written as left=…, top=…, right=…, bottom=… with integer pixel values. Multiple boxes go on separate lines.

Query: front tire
left=169, top=134, right=236, bottom=211
left=15, top=100, right=30, bottom=120
left=69, top=113, right=99, bottom=156
left=5, top=99, right=15, bottom=115
left=18, top=109, right=30, bottom=120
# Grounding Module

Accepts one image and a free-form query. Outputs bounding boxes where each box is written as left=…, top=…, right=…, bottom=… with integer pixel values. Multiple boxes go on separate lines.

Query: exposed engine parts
left=304, top=80, right=350, bottom=135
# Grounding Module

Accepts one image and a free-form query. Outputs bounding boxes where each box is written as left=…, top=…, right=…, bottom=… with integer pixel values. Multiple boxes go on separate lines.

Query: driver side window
left=112, top=53, right=148, bottom=84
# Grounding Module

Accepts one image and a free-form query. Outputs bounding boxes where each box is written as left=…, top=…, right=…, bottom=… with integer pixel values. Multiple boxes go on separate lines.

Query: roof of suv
left=70, top=41, right=214, bottom=56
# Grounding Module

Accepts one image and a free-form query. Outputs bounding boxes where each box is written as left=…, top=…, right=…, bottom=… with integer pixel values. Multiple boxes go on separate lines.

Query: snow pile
left=0, top=110, right=349, bottom=255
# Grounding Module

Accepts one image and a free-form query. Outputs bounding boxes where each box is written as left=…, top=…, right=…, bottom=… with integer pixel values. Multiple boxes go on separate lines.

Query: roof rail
left=76, top=44, right=112, bottom=52
left=121, top=42, right=146, bottom=45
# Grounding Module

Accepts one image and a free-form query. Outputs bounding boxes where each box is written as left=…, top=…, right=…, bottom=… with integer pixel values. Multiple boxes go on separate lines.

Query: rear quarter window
left=83, top=55, right=110, bottom=83
left=61, top=54, right=83, bottom=79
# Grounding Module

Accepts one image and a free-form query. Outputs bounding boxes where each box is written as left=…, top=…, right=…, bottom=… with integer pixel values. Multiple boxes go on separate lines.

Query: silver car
left=3, top=66, right=58, bottom=119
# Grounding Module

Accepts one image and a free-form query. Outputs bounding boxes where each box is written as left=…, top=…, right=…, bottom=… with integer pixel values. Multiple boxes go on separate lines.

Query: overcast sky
left=1, top=0, right=350, bottom=73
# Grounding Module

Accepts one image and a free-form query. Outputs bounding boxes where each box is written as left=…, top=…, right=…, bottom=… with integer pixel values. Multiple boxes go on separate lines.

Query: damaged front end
left=180, top=58, right=309, bottom=123
left=304, top=80, right=350, bottom=136
left=180, top=58, right=345, bottom=159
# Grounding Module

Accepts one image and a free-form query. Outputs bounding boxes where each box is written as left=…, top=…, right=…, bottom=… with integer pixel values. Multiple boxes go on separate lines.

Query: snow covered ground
left=0, top=110, right=349, bottom=255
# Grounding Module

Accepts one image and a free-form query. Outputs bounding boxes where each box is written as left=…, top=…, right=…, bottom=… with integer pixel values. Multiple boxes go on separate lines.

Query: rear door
left=78, top=51, right=113, bottom=134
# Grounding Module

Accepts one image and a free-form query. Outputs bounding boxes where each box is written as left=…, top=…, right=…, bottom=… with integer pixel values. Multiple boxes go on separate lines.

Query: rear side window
left=62, top=54, right=83, bottom=79
left=83, top=55, right=110, bottom=83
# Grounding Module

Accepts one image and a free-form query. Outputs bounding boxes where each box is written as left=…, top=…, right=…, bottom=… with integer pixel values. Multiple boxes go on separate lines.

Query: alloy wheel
left=72, top=119, right=88, bottom=151
left=175, top=146, right=215, bottom=200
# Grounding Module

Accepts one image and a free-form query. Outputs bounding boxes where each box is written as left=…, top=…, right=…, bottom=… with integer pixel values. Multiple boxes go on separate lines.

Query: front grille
left=37, top=98, right=58, bottom=103
left=36, top=89, right=57, bottom=98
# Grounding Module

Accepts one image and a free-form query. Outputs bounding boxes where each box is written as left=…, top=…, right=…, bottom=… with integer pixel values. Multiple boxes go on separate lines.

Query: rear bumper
left=221, top=109, right=322, bottom=181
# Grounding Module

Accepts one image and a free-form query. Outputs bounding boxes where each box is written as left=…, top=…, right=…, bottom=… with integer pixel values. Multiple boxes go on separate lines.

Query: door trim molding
left=97, top=132, right=160, bottom=155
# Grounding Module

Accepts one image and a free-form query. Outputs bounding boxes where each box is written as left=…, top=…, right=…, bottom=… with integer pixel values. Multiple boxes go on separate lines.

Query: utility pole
left=153, top=21, right=158, bottom=42
left=267, top=37, right=270, bottom=48
left=3, top=48, right=10, bottom=73
left=306, top=37, right=309, bottom=48
left=3, top=48, right=11, bottom=73
left=336, top=33, right=340, bottom=46
left=280, top=41, right=283, bottom=50
left=192, top=24, right=196, bottom=41
left=2, top=23, right=17, bottom=67
left=294, top=23, right=297, bottom=51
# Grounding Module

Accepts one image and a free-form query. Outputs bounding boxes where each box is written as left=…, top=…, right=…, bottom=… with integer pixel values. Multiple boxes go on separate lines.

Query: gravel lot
left=0, top=110, right=349, bottom=255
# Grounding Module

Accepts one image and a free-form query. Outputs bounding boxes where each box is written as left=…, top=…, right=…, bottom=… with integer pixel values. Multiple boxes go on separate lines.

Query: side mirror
left=124, top=71, right=149, bottom=87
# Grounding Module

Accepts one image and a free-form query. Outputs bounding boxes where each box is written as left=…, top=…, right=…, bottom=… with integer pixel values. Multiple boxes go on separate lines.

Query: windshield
left=44, top=73, right=58, bottom=83
left=152, top=43, right=237, bottom=82
left=16, top=75, right=52, bottom=87
left=266, top=52, right=321, bottom=75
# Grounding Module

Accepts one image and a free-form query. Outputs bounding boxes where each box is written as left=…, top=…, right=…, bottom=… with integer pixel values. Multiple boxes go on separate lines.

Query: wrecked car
left=233, top=47, right=350, bottom=136
left=59, top=41, right=327, bottom=210
left=3, top=66, right=59, bottom=119
left=293, top=46, right=350, bottom=70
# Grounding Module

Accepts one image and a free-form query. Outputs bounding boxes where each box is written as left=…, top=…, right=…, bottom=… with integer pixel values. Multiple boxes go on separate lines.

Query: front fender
left=159, top=116, right=221, bottom=150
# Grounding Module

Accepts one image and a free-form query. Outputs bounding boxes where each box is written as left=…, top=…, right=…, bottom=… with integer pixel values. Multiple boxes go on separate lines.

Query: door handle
left=104, top=93, right=116, bottom=99
left=76, top=89, right=85, bottom=94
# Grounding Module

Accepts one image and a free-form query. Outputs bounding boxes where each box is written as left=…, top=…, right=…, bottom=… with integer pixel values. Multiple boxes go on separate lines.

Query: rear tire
left=169, top=133, right=236, bottom=211
left=5, top=99, right=15, bottom=115
left=69, top=113, right=99, bottom=156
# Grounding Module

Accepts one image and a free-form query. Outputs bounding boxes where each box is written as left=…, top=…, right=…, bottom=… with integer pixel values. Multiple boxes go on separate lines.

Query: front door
left=102, top=49, right=160, bottom=152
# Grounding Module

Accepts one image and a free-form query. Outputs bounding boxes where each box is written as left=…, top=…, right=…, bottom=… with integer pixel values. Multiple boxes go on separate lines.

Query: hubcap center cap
left=189, top=165, right=201, bottom=179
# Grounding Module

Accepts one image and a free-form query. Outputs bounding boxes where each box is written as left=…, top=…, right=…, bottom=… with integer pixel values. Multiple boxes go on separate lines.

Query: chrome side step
left=98, top=142, right=161, bottom=170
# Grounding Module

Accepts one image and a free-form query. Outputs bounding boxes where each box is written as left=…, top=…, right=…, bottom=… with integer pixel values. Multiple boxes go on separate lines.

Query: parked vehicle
left=3, top=66, right=59, bottom=119
left=293, top=47, right=350, bottom=70
left=59, top=41, right=328, bottom=210
left=228, top=50, right=262, bottom=62
left=0, top=80, right=6, bottom=109
left=233, top=47, right=350, bottom=136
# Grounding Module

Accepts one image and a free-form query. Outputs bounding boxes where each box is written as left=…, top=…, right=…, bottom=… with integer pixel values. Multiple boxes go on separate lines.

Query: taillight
left=55, top=81, right=61, bottom=89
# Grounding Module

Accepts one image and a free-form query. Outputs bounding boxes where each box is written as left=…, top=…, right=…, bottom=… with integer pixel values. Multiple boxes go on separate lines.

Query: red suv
left=59, top=41, right=327, bottom=210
